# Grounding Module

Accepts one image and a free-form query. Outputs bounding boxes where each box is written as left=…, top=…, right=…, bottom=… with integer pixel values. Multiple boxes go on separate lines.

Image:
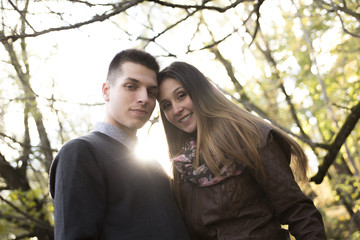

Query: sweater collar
left=94, top=122, right=137, bottom=149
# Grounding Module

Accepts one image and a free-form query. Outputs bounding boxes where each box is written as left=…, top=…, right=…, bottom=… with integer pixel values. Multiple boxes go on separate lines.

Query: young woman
left=157, top=61, right=327, bottom=240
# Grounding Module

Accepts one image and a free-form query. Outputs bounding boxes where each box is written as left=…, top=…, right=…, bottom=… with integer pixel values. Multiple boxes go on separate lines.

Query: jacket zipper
left=189, top=185, right=195, bottom=237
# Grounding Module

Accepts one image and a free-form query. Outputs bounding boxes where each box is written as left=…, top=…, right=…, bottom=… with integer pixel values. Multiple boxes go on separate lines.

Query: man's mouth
left=131, top=109, right=147, bottom=116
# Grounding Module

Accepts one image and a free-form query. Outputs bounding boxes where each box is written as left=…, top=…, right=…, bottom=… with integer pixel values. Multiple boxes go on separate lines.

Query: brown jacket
left=177, top=127, right=327, bottom=240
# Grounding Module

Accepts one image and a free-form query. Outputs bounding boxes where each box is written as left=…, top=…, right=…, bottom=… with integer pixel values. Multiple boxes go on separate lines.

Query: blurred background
left=0, top=0, right=359, bottom=239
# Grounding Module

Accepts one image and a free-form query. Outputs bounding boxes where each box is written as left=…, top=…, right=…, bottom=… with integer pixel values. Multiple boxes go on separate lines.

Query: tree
left=0, top=0, right=359, bottom=239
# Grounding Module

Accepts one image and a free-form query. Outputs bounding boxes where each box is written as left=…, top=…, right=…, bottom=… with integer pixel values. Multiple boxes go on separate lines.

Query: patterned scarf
left=172, top=139, right=245, bottom=187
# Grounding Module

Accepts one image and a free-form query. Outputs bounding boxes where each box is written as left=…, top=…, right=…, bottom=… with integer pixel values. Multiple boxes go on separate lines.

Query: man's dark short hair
left=106, top=49, right=159, bottom=84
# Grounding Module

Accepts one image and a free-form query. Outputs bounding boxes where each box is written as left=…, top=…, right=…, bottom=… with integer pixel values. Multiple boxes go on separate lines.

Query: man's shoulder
left=57, top=131, right=129, bottom=162
left=57, top=133, right=92, bottom=152
left=49, top=132, right=107, bottom=198
left=61, top=131, right=111, bottom=149
left=76, top=131, right=106, bottom=143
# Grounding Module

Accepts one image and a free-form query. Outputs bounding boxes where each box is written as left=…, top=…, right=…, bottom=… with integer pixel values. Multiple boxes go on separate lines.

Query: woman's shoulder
left=257, top=123, right=292, bottom=160
left=255, top=123, right=289, bottom=149
left=256, top=122, right=273, bottom=138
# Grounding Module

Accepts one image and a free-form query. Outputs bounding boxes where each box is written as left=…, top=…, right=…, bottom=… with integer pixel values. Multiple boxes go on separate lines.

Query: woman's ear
left=102, top=82, right=110, bottom=101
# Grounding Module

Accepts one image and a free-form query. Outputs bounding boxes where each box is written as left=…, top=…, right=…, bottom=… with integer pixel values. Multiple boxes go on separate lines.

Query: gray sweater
left=49, top=129, right=189, bottom=239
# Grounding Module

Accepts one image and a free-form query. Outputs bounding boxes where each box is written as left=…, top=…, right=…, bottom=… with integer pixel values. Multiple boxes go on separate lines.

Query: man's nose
left=137, top=89, right=149, bottom=104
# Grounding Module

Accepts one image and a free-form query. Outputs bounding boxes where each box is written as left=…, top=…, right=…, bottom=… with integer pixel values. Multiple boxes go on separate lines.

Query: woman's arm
left=260, top=131, right=327, bottom=239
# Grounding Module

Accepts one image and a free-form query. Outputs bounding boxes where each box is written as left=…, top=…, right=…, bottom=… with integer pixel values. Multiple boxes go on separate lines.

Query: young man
left=49, top=49, right=190, bottom=239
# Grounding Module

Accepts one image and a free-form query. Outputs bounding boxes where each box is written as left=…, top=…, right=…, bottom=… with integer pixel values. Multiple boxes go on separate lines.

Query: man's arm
left=50, top=139, right=106, bottom=239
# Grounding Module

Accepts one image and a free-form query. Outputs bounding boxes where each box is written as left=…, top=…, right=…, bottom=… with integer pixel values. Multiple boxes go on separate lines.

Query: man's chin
left=133, top=118, right=151, bottom=129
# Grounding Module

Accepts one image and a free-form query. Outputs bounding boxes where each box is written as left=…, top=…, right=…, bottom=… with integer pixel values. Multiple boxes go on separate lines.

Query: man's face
left=102, top=62, right=158, bottom=137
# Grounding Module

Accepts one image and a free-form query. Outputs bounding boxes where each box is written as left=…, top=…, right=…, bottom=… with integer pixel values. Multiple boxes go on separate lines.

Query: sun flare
left=134, top=121, right=173, bottom=177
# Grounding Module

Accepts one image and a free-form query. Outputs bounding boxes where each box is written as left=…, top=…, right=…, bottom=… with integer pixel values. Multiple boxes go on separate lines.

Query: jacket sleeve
left=50, top=139, right=106, bottom=239
left=260, top=131, right=327, bottom=240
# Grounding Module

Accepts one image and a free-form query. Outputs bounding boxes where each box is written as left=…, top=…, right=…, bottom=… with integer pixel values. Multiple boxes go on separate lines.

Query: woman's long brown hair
left=158, top=61, right=308, bottom=188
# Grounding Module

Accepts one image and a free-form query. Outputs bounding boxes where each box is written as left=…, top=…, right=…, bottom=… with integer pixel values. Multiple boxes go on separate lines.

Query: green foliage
left=0, top=0, right=359, bottom=238
left=0, top=188, right=53, bottom=238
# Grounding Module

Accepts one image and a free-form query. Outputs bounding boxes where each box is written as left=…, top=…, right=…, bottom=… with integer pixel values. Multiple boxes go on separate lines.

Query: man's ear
left=102, top=82, right=110, bottom=101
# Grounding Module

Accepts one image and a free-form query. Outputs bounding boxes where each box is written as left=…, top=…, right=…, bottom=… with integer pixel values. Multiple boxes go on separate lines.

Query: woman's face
left=158, top=77, right=197, bottom=133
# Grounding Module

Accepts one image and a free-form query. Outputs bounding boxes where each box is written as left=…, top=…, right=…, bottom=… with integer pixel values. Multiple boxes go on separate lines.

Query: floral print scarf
left=172, top=139, right=246, bottom=187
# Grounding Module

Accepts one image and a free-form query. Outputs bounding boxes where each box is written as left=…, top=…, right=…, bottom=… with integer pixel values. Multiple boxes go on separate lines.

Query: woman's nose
left=173, top=104, right=183, bottom=115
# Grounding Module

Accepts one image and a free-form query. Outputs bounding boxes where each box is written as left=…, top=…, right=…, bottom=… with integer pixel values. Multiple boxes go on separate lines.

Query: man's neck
left=103, top=118, right=137, bottom=140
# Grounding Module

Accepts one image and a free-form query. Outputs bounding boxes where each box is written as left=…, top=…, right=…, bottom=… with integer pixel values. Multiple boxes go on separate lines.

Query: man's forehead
left=119, top=67, right=158, bottom=87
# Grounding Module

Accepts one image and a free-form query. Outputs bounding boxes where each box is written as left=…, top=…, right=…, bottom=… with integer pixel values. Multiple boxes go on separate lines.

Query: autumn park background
left=0, top=0, right=359, bottom=239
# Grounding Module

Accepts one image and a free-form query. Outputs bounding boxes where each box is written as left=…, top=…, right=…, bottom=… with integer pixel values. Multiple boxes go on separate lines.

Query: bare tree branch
left=8, top=0, right=35, bottom=32
left=2, top=6, right=55, bottom=171
left=0, top=0, right=264, bottom=43
left=337, top=11, right=360, bottom=39
left=314, top=0, right=360, bottom=21
left=149, top=0, right=253, bottom=12
left=248, top=0, right=264, bottom=45
left=138, top=8, right=198, bottom=43
left=0, top=0, right=144, bottom=42
left=314, top=0, right=360, bottom=39
left=311, top=101, right=360, bottom=184
left=0, top=152, right=30, bottom=191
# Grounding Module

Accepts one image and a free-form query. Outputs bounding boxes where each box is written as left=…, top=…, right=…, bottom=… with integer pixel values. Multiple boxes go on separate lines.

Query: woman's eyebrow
left=172, top=86, right=182, bottom=94
left=158, top=86, right=183, bottom=104
left=159, top=99, right=168, bottom=106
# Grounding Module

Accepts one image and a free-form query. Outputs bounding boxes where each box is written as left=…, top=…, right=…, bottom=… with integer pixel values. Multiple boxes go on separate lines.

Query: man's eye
left=148, top=90, right=157, bottom=98
left=125, top=84, right=136, bottom=90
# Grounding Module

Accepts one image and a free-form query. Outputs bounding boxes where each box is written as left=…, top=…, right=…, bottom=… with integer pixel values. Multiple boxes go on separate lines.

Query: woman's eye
left=177, top=92, right=186, bottom=100
left=161, top=103, right=171, bottom=111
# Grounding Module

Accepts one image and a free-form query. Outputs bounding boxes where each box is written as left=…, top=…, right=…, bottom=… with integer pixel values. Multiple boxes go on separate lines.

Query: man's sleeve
left=51, top=139, right=106, bottom=239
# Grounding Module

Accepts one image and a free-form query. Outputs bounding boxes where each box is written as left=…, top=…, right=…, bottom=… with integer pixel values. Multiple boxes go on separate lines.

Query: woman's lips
left=179, top=113, right=192, bottom=123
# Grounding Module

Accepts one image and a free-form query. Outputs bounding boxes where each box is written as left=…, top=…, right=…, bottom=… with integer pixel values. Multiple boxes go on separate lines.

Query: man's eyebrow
left=125, top=78, right=140, bottom=83
left=148, top=86, right=158, bottom=90
left=125, top=78, right=158, bottom=88
left=125, top=78, right=158, bottom=90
